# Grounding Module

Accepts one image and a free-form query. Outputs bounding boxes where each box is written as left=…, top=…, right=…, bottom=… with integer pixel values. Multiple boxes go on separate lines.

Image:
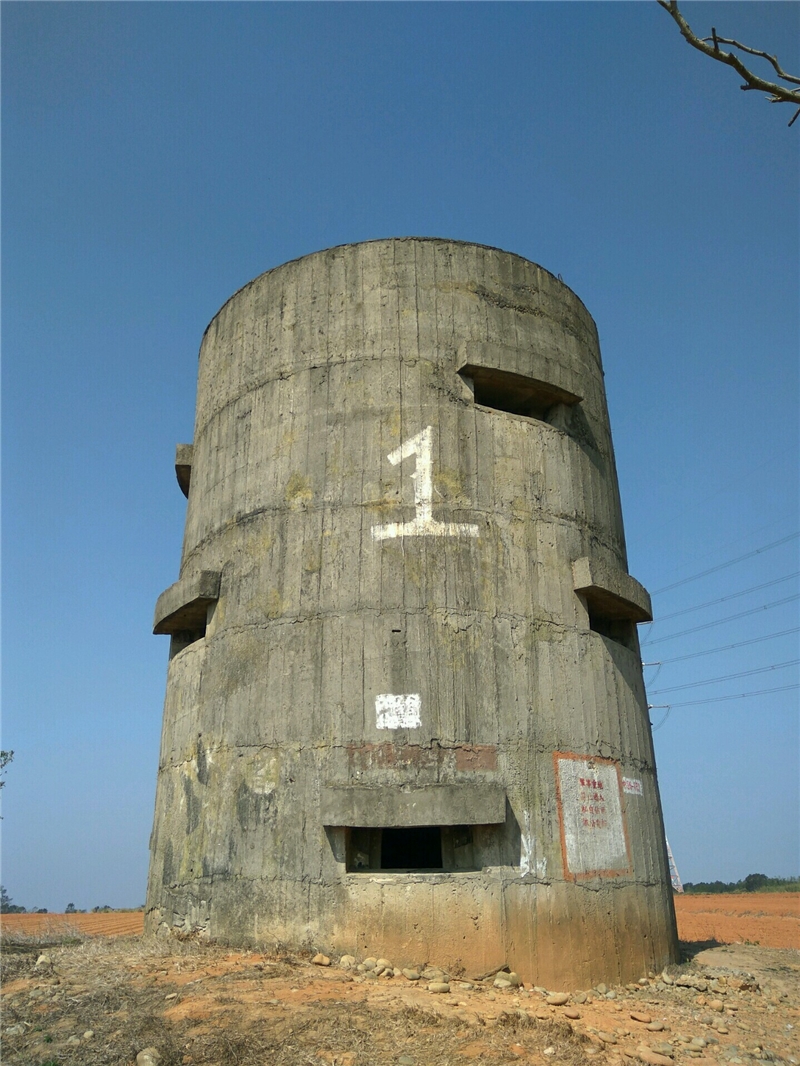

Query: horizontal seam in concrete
left=165, top=740, right=653, bottom=760
left=161, top=742, right=655, bottom=774
left=194, top=353, right=425, bottom=433
left=157, top=872, right=663, bottom=893
left=179, top=508, right=625, bottom=572
left=192, top=370, right=605, bottom=446
left=201, top=616, right=578, bottom=638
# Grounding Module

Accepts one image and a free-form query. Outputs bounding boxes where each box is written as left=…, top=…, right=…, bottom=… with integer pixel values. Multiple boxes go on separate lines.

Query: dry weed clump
left=178, top=1002, right=587, bottom=1066
left=1, top=917, right=88, bottom=948
left=1, top=921, right=88, bottom=986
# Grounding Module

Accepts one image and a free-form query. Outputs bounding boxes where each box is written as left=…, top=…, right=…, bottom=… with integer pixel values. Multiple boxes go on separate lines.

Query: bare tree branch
left=658, top=0, right=800, bottom=125
left=701, top=35, right=800, bottom=86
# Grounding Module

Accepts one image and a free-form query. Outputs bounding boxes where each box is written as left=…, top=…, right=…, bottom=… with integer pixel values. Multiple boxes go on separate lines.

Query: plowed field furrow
left=0, top=912, right=144, bottom=937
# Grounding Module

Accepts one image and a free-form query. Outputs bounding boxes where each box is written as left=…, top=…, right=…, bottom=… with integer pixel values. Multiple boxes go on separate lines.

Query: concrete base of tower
left=145, top=874, right=679, bottom=988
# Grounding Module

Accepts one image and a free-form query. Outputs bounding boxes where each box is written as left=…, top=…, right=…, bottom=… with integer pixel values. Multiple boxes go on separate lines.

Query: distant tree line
left=0, top=886, right=47, bottom=913
left=1, top=888, right=145, bottom=914
left=682, top=873, right=799, bottom=894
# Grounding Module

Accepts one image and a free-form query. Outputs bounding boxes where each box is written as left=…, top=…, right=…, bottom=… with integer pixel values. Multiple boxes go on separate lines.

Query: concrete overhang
left=321, top=783, right=506, bottom=828
left=458, top=341, right=583, bottom=407
left=175, top=443, right=193, bottom=498
left=153, top=570, right=221, bottom=635
left=572, top=557, right=652, bottom=624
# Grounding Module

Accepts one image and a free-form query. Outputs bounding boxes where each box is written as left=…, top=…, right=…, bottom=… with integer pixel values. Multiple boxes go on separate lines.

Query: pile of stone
left=313, top=950, right=792, bottom=1064
left=330, top=950, right=643, bottom=1000
left=336, top=954, right=481, bottom=994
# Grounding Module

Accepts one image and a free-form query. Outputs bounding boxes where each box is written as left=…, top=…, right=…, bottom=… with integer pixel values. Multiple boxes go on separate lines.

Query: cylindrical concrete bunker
left=146, top=238, right=678, bottom=987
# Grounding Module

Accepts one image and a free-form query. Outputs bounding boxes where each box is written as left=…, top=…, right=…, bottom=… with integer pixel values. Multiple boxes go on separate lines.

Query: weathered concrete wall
left=145, top=238, right=679, bottom=987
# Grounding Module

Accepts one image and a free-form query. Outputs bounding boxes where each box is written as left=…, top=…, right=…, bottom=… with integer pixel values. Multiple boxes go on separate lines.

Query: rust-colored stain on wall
left=347, top=743, right=443, bottom=772
left=347, top=742, right=498, bottom=775
left=454, top=745, right=498, bottom=772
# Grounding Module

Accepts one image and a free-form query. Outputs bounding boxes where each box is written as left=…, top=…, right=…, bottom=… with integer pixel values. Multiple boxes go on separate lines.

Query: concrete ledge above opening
left=572, top=557, right=652, bottom=624
left=153, top=570, right=221, bottom=635
left=321, top=783, right=506, bottom=828
left=175, top=443, right=193, bottom=498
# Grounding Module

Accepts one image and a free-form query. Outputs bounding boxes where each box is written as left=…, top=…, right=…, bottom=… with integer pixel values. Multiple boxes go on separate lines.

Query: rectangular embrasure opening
left=460, top=364, right=581, bottom=423
left=346, top=825, right=478, bottom=872
left=587, top=610, right=636, bottom=652
left=169, top=624, right=207, bottom=659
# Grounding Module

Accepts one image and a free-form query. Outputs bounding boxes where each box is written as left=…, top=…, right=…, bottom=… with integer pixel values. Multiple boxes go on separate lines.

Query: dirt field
left=1, top=911, right=146, bottom=938
left=673, top=894, right=799, bottom=952
left=1, top=894, right=798, bottom=1066
left=3, top=893, right=797, bottom=948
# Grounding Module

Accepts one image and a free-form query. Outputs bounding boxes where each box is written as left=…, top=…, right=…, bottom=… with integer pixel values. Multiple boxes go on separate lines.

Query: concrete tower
left=146, top=238, right=679, bottom=987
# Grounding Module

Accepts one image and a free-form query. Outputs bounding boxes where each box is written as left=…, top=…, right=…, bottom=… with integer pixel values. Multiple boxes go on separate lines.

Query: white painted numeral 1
left=371, top=426, right=479, bottom=541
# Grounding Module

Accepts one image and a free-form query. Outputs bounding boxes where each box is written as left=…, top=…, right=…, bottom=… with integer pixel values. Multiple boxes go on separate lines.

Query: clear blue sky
left=3, top=2, right=797, bottom=911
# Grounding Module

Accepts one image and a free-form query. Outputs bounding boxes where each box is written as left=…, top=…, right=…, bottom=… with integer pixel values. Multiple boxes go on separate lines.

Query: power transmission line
left=641, top=594, right=799, bottom=647
left=651, top=532, right=799, bottom=596
left=647, top=683, right=798, bottom=709
left=651, top=511, right=797, bottom=588
left=642, top=626, right=799, bottom=666
left=649, top=660, right=799, bottom=695
left=650, top=706, right=672, bottom=731
left=642, top=572, right=799, bottom=625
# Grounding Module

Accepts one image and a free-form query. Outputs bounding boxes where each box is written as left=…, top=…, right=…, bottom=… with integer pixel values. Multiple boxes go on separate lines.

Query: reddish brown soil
left=673, top=893, right=799, bottom=950
left=2, top=935, right=798, bottom=1066
left=0, top=910, right=145, bottom=937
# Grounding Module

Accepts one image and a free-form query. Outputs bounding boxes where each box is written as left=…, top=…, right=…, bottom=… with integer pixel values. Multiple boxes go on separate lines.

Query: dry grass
left=0, top=934, right=591, bottom=1066
left=1, top=918, right=89, bottom=953
left=5, top=918, right=798, bottom=1066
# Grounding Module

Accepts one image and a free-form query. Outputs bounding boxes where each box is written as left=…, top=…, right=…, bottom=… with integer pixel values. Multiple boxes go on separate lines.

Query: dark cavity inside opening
left=460, top=364, right=581, bottom=423
left=347, top=825, right=482, bottom=872
left=169, top=625, right=207, bottom=659
left=587, top=610, right=636, bottom=652
left=380, top=826, right=443, bottom=871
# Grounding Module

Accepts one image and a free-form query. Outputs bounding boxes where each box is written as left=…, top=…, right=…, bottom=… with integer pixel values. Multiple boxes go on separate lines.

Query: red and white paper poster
left=554, top=754, right=631, bottom=878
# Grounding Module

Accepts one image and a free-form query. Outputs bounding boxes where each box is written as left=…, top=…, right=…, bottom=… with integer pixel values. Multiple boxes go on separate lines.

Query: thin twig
left=700, top=34, right=800, bottom=86
left=658, top=0, right=800, bottom=123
